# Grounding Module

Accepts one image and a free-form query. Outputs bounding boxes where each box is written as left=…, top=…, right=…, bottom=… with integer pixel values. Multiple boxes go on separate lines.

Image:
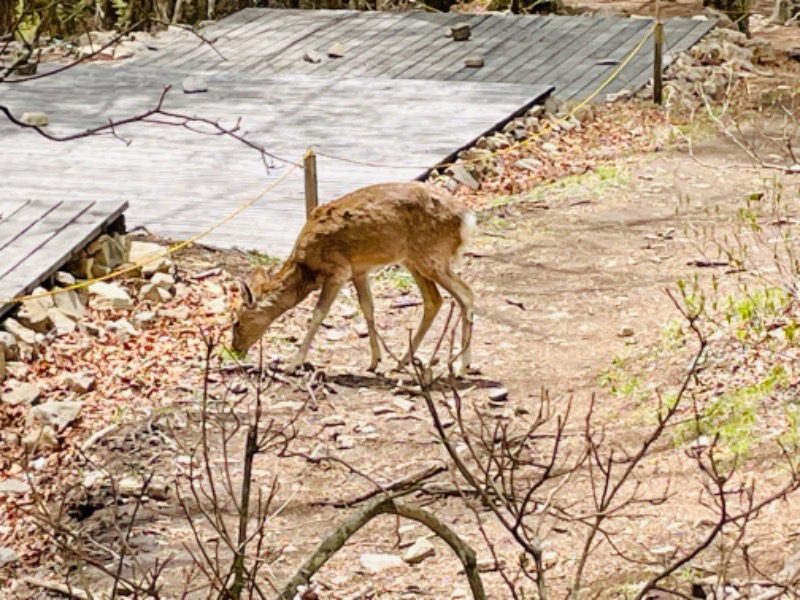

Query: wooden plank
left=0, top=201, right=95, bottom=280
left=554, top=17, right=652, bottom=100
left=505, top=16, right=617, bottom=86
left=0, top=200, right=64, bottom=252
left=0, top=201, right=127, bottom=317
left=403, top=14, right=506, bottom=81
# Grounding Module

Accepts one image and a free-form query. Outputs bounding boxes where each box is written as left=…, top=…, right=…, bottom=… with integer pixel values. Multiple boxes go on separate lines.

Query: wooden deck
left=0, top=200, right=127, bottom=318
left=0, top=68, right=552, bottom=256
left=0, top=9, right=717, bottom=307
left=134, top=9, right=716, bottom=101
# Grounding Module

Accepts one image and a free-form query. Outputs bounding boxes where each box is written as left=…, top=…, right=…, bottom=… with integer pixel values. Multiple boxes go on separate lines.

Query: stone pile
left=0, top=237, right=176, bottom=385
left=638, top=28, right=779, bottom=106
left=0, top=234, right=180, bottom=454
left=434, top=96, right=573, bottom=190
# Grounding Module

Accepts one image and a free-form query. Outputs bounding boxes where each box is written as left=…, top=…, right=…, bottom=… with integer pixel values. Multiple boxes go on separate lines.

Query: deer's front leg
left=352, top=274, right=381, bottom=371
left=286, top=279, right=343, bottom=372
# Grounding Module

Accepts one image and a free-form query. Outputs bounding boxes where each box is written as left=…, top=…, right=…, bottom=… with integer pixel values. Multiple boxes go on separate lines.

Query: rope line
left=2, top=163, right=300, bottom=306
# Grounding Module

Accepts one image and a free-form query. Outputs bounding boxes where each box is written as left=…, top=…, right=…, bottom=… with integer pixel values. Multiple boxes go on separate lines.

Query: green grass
left=675, top=366, right=787, bottom=457
left=247, top=250, right=280, bottom=269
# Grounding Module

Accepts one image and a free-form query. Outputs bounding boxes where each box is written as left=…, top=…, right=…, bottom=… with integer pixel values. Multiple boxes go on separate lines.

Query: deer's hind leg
left=430, top=267, right=474, bottom=376
left=398, top=268, right=443, bottom=369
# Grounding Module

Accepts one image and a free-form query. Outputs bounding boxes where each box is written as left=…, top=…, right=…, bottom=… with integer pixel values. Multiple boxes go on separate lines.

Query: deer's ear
left=250, top=266, right=271, bottom=296
left=240, top=280, right=256, bottom=307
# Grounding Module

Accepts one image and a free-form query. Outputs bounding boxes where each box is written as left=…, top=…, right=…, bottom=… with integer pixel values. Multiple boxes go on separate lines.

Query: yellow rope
left=3, top=163, right=300, bottom=306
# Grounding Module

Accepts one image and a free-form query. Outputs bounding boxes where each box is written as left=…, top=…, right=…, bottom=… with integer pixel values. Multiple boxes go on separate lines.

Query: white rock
left=129, top=241, right=172, bottom=276
left=16, top=298, right=52, bottom=333
left=27, top=401, right=83, bottom=432
left=336, top=435, right=356, bottom=450
left=89, top=282, right=133, bottom=309
left=22, top=425, right=59, bottom=451
left=133, top=311, right=157, bottom=327
left=150, top=272, right=175, bottom=291
left=119, top=477, right=143, bottom=496
left=47, top=307, right=77, bottom=336
left=108, top=318, right=138, bottom=338
left=53, top=288, right=86, bottom=320
left=2, top=381, right=41, bottom=406
left=0, top=478, right=31, bottom=496
left=0, top=332, right=17, bottom=359
left=20, top=112, right=48, bottom=127
left=182, top=75, right=208, bottom=93
left=55, top=271, right=76, bottom=286
left=403, top=537, right=435, bottom=564
left=359, top=553, right=405, bottom=573
left=65, top=372, right=95, bottom=394
left=139, top=282, right=172, bottom=303
left=0, top=547, right=19, bottom=567
left=392, top=398, right=416, bottom=412
left=321, top=415, right=346, bottom=427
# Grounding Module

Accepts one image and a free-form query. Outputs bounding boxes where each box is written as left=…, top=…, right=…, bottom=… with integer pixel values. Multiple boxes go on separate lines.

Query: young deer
left=231, top=182, right=475, bottom=374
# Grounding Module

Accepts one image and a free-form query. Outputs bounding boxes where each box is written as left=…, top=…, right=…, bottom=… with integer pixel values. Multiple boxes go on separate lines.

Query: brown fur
left=231, top=182, right=475, bottom=373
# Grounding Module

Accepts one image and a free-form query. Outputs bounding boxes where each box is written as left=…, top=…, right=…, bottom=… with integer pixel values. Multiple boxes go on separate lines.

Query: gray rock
left=139, top=282, right=172, bottom=303
left=16, top=298, right=52, bottom=333
left=27, top=401, right=83, bottom=432
left=304, top=50, right=323, bottom=63
left=336, top=435, right=356, bottom=450
left=447, top=164, right=479, bottom=190
left=89, top=282, right=133, bottom=309
left=0, top=478, right=31, bottom=496
left=119, top=477, right=144, bottom=496
left=22, top=425, right=59, bottom=451
left=0, top=332, right=17, bottom=359
left=321, top=415, right=346, bottom=427
left=150, top=272, right=176, bottom=291
left=88, top=233, right=128, bottom=268
left=53, top=288, right=86, bottom=320
left=328, top=42, right=346, bottom=58
left=65, top=372, right=95, bottom=394
left=449, top=23, right=471, bottom=41
left=182, top=75, right=208, bottom=93
left=78, top=321, right=103, bottom=336
left=2, top=381, right=41, bottom=406
left=129, top=241, right=172, bottom=276
left=20, top=112, right=48, bottom=127
left=133, top=311, right=157, bottom=327
left=618, top=326, right=635, bottom=338
left=0, top=547, right=19, bottom=567
left=359, top=553, right=405, bottom=573
left=403, top=537, right=435, bottom=564
left=108, top=318, right=138, bottom=338
left=488, top=387, right=509, bottom=403
left=464, top=55, right=484, bottom=68
left=47, top=308, right=77, bottom=336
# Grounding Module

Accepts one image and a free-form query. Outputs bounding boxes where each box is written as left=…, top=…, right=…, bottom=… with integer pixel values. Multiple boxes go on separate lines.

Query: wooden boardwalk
left=0, top=68, right=551, bottom=255
left=0, top=199, right=127, bottom=318
left=134, top=9, right=716, bottom=101
left=0, top=9, right=716, bottom=310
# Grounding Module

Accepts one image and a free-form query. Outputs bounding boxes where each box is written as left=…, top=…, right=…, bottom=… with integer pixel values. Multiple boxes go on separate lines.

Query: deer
left=231, top=181, right=475, bottom=375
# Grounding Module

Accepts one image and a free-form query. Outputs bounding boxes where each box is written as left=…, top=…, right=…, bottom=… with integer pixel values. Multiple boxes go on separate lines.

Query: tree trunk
left=1, top=1, right=15, bottom=37
left=705, top=0, right=751, bottom=34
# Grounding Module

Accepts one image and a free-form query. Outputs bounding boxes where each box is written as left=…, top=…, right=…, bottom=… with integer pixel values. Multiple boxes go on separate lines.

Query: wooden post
left=653, top=20, right=664, bottom=106
left=304, top=148, right=318, bottom=220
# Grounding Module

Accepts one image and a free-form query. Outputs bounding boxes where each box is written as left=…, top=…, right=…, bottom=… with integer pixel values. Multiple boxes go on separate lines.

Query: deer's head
left=230, top=264, right=317, bottom=356
left=230, top=266, right=284, bottom=355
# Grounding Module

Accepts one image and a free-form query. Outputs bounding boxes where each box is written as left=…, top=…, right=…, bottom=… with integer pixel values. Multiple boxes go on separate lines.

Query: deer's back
left=292, top=183, right=467, bottom=274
